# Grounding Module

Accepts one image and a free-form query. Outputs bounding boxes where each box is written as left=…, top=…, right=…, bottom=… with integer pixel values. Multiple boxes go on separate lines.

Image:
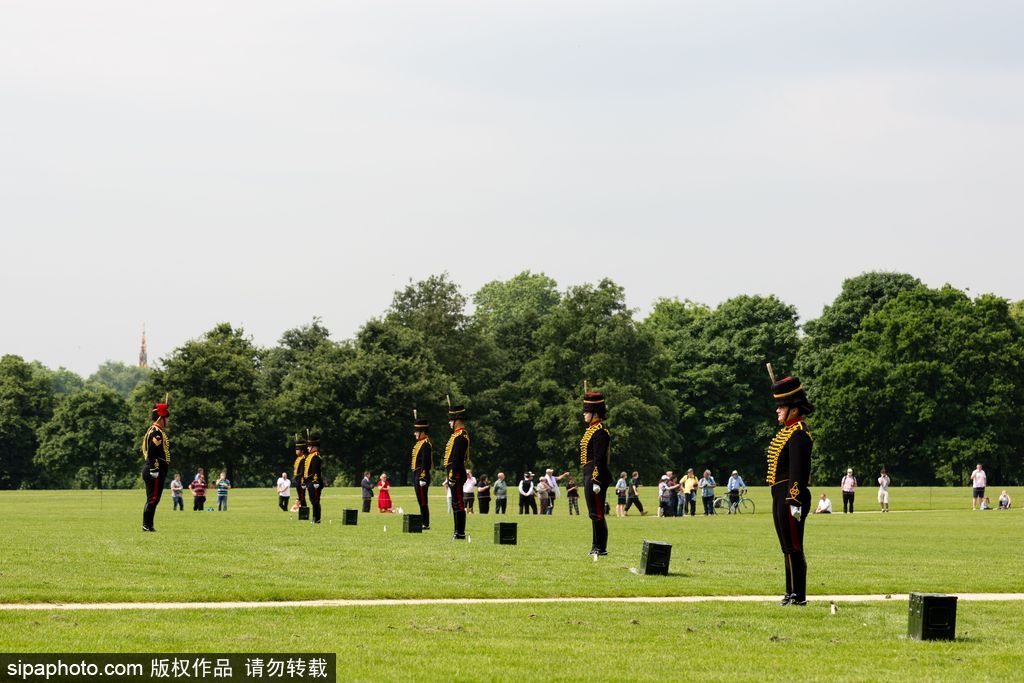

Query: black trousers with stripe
left=448, top=469, right=467, bottom=537
left=414, top=479, right=431, bottom=528
left=306, top=483, right=322, bottom=523
left=584, top=471, right=609, bottom=553
left=141, top=462, right=166, bottom=529
left=771, top=483, right=811, bottom=600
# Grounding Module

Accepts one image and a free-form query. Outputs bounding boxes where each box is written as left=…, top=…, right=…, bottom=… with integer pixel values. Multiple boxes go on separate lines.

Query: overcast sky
left=2, top=1, right=1022, bottom=376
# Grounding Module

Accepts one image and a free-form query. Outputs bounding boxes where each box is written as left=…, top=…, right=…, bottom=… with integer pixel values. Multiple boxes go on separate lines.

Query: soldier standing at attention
left=141, top=402, right=170, bottom=532
left=293, top=437, right=308, bottom=514
left=581, top=391, right=613, bottom=556
left=411, top=415, right=433, bottom=530
left=766, top=375, right=814, bottom=606
left=304, top=434, right=324, bottom=524
left=444, top=404, right=470, bottom=540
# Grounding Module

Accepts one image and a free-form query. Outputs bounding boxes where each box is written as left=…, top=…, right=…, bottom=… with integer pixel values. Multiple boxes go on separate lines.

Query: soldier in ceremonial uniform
left=141, top=402, right=170, bottom=532
left=766, top=376, right=814, bottom=606
left=411, top=416, right=433, bottom=530
left=292, top=437, right=308, bottom=512
left=581, top=392, right=613, bottom=556
left=304, top=433, right=324, bottom=524
left=444, top=405, right=470, bottom=540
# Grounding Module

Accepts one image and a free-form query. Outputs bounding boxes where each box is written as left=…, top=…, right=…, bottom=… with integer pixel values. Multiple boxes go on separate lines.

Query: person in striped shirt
left=216, top=471, right=232, bottom=511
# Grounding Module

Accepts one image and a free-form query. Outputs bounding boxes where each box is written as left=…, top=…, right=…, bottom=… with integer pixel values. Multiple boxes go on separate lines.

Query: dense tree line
left=2, top=272, right=1022, bottom=490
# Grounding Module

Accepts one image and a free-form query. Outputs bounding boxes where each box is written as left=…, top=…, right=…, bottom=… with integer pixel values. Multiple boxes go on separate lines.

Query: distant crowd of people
left=170, top=468, right=232, bottom=512
left=268, top=461, right=1017, bottom=516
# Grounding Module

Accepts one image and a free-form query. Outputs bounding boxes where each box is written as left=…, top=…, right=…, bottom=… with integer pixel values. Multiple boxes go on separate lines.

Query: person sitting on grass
left=998, top=491, right=1012, bottom=510
left=980, top=496, right=992, bottom=510
left=814, top=493, right=832, bottom=514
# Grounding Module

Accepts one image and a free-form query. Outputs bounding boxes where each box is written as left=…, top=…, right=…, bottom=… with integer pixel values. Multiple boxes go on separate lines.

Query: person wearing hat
left=141, top=402, right=170, bottom=532
left=304, top=433, right=324, bottom=524
left=292, top=437, right=308, bottom=514
left=411, top=416, right=433, bottom=530
left=766, top=375, right=814, bottom=606
left=443, top=404, right=471, bottom=539
left=581, top=391, right=613, bottom=556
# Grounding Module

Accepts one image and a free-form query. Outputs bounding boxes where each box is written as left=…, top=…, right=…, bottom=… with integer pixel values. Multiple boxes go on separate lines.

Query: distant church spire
left=139, top=324, right=148, bottom=369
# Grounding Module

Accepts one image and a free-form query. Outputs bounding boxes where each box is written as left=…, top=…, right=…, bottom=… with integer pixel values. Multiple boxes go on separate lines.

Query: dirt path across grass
left=2, top=593, right=1023, bottom=611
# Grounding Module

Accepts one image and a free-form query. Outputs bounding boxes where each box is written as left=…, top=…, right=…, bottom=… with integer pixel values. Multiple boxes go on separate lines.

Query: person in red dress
left=378, top=472, right=393, bottom=512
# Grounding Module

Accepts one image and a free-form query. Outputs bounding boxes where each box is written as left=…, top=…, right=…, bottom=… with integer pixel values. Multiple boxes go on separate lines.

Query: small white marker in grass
left=629, top=567, right=639, bottom=575
left=467, top=534, right=472, bottom=543
left=383, top=525, right=387, bottom=533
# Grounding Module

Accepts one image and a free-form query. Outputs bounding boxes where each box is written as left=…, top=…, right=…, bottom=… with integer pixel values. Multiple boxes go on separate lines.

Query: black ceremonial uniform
left=444, top=405, right=470, bottom=540
left=141, top=403, right=170, bottom=532
left=293, top=440, right=308, bottom=509
left=304, top=436, right=324, bottom=524
left=411, top=420, right=433, bottom=530
left=581, top=392, right=613, bottom=555
left=767, top=376, right=814, bottom=605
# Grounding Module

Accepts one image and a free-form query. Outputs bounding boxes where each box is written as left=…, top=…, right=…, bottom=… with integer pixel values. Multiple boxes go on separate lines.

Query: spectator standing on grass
left=681, top=468, right=699, bottom=517
left=171, top=473, right=184, bottom=511
left=537, top=477, right=551, bottom=514
left=566, top=477, right=580, bottom=515
left=378, top=473, right=392, bottom=512
left=625, top=471, right=646, bottom=516
left=814, top=493, right=832, bottom=514
left=877, top=468, right=890, bottom=513
left=361, top=471, right=374, bottom=513
left=477, top=474, right=491, bottom=514
left=493, top=473, right=508, bottom=514
left=666, top=471, right=679, bottom=518
left=544, top=469, right=569, bottom=514
left=970, top=464, right=987, bottom=510
left=615, top=472, right=628, bottom=517
left=463, top=469, right=476, bottom=514
left=998, top=491, right=1011, bottom=510
left=727, top=470, right=746, bottom=514
left=216, top=471, right=231, bottom=511
left=519, top=472, right=537, bottom=514
left=657, top=475, right=670, bottom=516
left=699, top=469, right=716, bottom=515
left=276, top=472, right=290, bottom=511
left=840, top=468, right=857, bottom=514
left=190, top=469, right=207, bottom=511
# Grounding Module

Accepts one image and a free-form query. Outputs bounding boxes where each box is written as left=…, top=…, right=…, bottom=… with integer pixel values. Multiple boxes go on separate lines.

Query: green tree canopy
left=811, top=286, right=1024, bottom=485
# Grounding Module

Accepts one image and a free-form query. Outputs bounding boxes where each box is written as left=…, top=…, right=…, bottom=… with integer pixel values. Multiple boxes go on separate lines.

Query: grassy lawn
left=0, top=487, right=1021, bottom=604
left=0, top=601, right=1021, bottom=682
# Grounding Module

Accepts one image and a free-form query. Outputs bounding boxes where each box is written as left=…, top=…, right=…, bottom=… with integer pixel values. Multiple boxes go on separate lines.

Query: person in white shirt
left=840, top=468, right=857, bottom=514
left=813, top=493, right=832, bottom=514
left=543, top=468, right=569, bottom=515
left=276, top=472, right=291, bottom=511
left=463, top=470, right=477, bottom=514
left=877, top=468, right=890, bottom=512
left=998, top=490, right=1012, bottom=510
left=969, top=464, right=987, bottom=510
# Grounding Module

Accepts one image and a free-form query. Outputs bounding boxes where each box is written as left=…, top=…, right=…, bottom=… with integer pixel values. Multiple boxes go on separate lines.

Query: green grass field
left=1, top=486, right=1021, bottom=681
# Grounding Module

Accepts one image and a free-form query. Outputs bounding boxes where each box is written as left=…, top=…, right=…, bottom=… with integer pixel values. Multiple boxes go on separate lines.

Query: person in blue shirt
left=727, top=470, right=747, bottom=514
left=699, top=469, right=717, bottom=515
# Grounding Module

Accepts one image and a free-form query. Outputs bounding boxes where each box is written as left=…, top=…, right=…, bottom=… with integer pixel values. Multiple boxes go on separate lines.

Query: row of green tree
left=2, top=271, right=1022, bottom=490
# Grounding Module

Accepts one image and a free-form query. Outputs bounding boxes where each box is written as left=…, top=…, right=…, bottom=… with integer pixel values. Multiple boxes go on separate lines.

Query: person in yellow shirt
left=680, top=468, right=699, bottom=517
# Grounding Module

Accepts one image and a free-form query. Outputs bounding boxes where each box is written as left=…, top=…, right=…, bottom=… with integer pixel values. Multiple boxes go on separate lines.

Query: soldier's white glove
left=419, top=480, right=427, bottom=487
left=313, top=484, right=320, bottom=490
left=790, top=505, right=802, bottom=522
left=149, top=469, right=161, bottom=478
left=592, top=484, right=601, bottom=493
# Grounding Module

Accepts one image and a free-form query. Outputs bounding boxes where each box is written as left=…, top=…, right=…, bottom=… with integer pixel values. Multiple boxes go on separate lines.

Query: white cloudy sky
left=2, top=0, right=1022, bottom=375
